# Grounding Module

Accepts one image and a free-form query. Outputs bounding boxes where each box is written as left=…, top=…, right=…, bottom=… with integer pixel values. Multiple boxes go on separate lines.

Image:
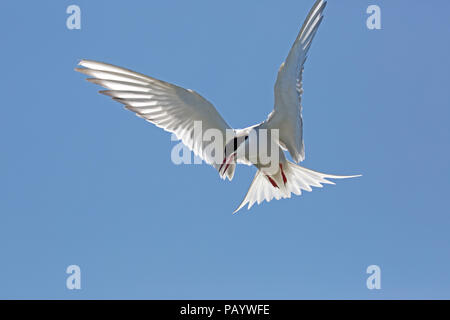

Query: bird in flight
left=75, top=0, right=360, bottom=213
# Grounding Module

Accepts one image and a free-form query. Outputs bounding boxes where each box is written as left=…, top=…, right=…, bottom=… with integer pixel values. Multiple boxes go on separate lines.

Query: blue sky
left=1, top=0, right=450, bottom=299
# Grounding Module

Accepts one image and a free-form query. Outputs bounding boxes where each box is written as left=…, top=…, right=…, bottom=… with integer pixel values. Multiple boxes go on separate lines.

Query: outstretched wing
left=268, top=0, right=327, bottom=163
left=76, top=60, right=235, bottom=180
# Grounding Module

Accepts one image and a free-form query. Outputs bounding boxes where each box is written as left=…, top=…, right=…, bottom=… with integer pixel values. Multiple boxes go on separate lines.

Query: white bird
left=75, top=0, right=360, bottom=213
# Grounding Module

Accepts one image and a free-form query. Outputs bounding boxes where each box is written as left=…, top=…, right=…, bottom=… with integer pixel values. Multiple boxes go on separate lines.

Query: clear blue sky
left=1, top=0, right=450, bottom=299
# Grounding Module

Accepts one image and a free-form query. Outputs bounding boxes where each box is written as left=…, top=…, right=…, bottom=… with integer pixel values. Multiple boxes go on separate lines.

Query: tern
left=75, top=0, right=360, bottom=213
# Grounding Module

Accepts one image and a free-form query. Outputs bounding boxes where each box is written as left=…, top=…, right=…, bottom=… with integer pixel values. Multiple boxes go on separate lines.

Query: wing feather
left=268, top=0, right=327, bottom=163
left=76, top=60, right=234, bottom=179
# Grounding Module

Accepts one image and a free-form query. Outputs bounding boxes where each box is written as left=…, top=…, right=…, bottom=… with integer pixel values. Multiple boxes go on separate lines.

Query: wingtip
left=232, top=204, right=242, bottom=214
left=325, top=173, right=363, bottom=179
left=318, top=0, right=327, bottom=7
left=338, top=174, right=362, bottom=179
left=85, top=78, right=102, bottom=85
left=232, top=203, right=246, bottom=215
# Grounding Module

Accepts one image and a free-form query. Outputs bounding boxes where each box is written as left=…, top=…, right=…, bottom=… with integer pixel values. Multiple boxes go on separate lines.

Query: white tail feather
left=233, top=161, right=361, bottom=213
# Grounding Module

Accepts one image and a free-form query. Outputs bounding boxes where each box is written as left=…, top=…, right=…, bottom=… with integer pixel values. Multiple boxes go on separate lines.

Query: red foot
left=280, top=164, right=287, bottom=185
left=224, top=161, right=231, bottom=173
left=219, top=154, right=235, bottom=175
left=266, top=175, right=279, bottom=188
left=219, top=157, right=227, bottom=172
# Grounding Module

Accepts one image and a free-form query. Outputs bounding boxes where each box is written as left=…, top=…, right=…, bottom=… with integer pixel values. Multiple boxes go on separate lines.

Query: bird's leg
left=223, top=153, right=235, bottom=174
left=266, top=175, right=279, bottom=188
left=280, top=164, right=287, bottom=185
left=219, top=153, right=235, bottom=176
left=219, top=157, right=226, bottom=173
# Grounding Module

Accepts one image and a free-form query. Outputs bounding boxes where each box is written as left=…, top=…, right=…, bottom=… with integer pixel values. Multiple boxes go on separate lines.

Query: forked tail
left=233, top=160, right=361, bottom=213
